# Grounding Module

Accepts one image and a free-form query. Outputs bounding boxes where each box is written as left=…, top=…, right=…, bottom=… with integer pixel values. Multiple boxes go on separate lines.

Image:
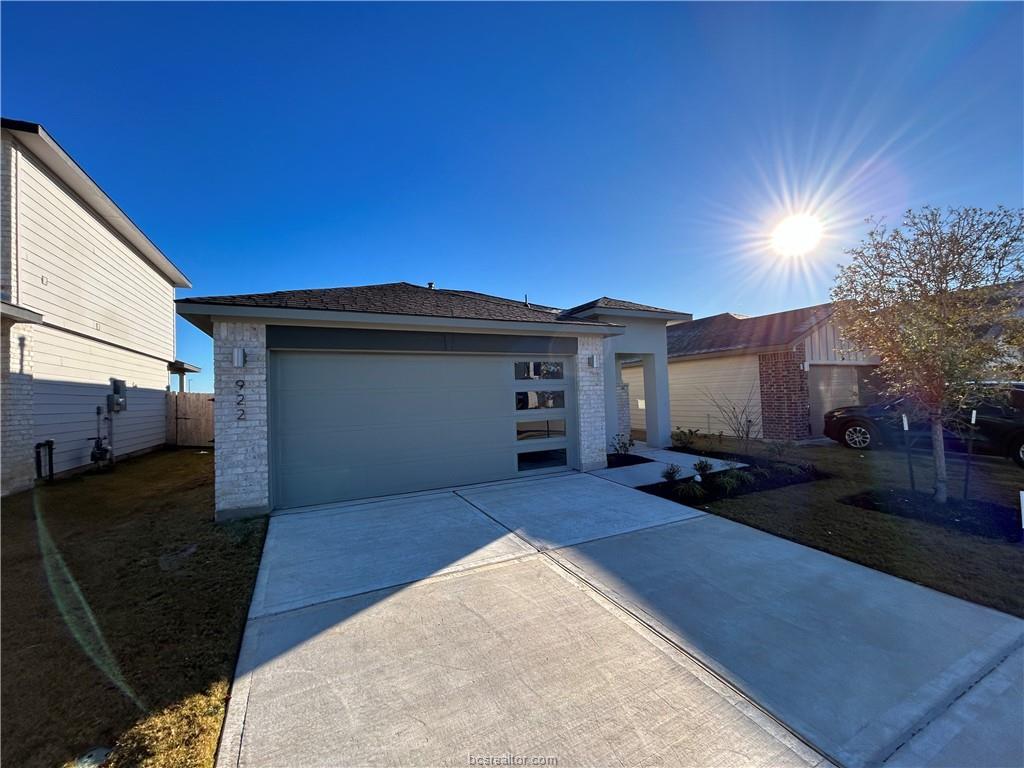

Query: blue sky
left=2, top=2, right=1021, bottom=392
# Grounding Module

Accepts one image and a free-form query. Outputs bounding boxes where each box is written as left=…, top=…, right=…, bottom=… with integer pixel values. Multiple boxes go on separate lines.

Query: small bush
left=671, top=427, right=701, bottom=450
left=661, top=463, right=682, bottom=483
left=693, top=458, right=715, bottom=476
left=730, top=469, right=756, bottom=486
left=608, top=433, right=635, bottom=455
left=675, top=481, right=707, bottom=501
left=710, top=470, right=743, bottom=496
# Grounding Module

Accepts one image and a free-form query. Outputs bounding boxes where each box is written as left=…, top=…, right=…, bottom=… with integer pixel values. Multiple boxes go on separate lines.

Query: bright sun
left=771, top=213, right=823, bottom=257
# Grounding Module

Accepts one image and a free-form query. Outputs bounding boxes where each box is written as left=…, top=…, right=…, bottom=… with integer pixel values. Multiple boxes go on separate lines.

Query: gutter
left=176, top=302, right=626, bottom=338
left=1, top=118, right=191, bottom=288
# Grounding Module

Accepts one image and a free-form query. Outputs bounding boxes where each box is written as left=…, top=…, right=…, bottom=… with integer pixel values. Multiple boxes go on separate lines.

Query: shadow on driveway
left=222, top=472, right=1024, bottom=768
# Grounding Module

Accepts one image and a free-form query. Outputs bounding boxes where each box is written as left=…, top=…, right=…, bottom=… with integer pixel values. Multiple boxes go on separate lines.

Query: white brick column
left=213, top=321, right=269, bottom=519
left=575, top=334, right=607, bottom=471
left=1, top=320, right=35, bottom=495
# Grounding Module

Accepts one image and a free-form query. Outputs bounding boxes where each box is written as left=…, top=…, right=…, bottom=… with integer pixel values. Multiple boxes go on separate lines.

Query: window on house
left=517, top=448, right=567, bottom=471
left=514, top=361, right=564, bottom=380
left=515, top=391, right=565, bottom=410
left=516, top=419, right=567, bottom=440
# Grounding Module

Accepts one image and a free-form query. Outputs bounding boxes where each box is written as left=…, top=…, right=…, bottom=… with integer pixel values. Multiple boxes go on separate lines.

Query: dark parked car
left=823, top=386, right=1024, bottom=467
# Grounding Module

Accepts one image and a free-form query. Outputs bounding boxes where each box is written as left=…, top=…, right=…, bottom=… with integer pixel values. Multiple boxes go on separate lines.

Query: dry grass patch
left=1, top=449, right=266, bottom=768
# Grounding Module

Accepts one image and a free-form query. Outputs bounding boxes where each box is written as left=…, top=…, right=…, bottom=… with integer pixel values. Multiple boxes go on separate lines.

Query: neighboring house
left=622, top=303, right=880, bottom=440
left=1, top=118, right=193, bottom=495
left=177, top=284, right=688, bottom=518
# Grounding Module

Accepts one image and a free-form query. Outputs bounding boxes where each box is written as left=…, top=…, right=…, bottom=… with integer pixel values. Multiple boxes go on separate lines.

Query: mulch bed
left=606, top=453, right=654, bottom=468
left=640, top=461, right=828, bottom=505
left=842, top=489, right=1023, bottom=542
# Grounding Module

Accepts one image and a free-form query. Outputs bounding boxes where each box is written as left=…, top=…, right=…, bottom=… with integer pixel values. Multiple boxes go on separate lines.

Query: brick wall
left=213, top=321, right=269, bottom=518
left=2, top=319, right=35, bottom=495
left=758, top=348, right=810, bottom=440
left=575, top=334, right=607, bottom=470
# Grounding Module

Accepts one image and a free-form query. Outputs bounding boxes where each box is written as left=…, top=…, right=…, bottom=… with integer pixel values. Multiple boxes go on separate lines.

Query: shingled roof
left=667, top=303, right=834, bottom=359
left=562, top=296, right=684, bottom=316
left=177, top=282, right=615, bottom=326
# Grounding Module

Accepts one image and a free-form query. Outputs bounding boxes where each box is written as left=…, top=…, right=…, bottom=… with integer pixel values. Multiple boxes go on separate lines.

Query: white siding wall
left=31, top=324, right=168, bottom=473
left=803, top=319, right=878, bottom=365
left=13, top=142, right=175, bottom=360
left=3, top=136, right=175, bottom=476
left=622, top=354, right=763, bottom=435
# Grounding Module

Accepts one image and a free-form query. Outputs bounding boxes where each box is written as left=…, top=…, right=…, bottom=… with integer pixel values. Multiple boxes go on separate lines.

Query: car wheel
left=842, top=422, right=874, bottom=450
left=1012, top=436, right=1024, bottom=469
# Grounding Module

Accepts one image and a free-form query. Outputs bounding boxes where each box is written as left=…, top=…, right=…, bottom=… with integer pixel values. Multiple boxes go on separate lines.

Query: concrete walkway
left=220, top=472, right=1024, bottom=768
left=590, top=445, right=740, bottom=488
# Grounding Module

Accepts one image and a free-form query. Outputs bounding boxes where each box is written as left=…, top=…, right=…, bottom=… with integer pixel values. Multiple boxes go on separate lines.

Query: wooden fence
left=166, top=391, right=215, bottom=447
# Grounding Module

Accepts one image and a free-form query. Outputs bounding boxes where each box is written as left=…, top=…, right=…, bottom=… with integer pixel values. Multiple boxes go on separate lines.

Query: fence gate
left=166, top=392, right=215, bottom=447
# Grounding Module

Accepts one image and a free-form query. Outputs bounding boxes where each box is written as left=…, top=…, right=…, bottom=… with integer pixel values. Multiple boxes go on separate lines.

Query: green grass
left=690, top=437, right=1024, bottom=617
left=1, top=448, right=266, bottom=768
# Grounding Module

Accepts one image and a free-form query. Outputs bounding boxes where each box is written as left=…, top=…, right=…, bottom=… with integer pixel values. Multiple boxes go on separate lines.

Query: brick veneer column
left=758, top=348, right=811, bottom=440
left=1, top=320, right=35, bottom=495
left=213, top=321, right=269, bottom=519
left=575, top=334, right=607, bottom=471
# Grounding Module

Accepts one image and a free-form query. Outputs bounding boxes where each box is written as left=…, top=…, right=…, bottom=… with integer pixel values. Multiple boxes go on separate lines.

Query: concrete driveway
left=219, top=472, right=1024, bottom=768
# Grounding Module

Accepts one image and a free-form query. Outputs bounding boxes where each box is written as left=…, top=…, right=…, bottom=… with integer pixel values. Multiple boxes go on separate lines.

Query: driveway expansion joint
left=452, top=488, right=822, bottom=765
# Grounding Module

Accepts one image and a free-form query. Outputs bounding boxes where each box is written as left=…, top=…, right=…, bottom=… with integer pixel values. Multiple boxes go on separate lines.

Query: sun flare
left=771, top=213, right=823, bottom=257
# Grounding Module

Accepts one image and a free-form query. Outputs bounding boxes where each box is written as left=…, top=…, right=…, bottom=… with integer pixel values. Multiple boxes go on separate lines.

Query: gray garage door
left=270, top=351, right=576, bottom=509
left=808, top=364, right=880, bottom=436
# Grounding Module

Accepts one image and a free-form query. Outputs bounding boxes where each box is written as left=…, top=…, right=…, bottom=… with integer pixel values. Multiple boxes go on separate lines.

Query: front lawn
left=659, top=436, right=1024, bottom=618
left=0, top=448, right=266, bottom=768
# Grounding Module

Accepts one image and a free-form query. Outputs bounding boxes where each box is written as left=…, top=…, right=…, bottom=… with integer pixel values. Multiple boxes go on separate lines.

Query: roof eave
left=0, top=300, right=44, bottom=324
left=176, top=302, right=626, bottom=338
left=667, top=342, right=791, bottom=362
left=2, top=119, right=191, bottom=289
left=168, top=359, right=201, bottom=374
left=568, top=307, right=692, bottom=322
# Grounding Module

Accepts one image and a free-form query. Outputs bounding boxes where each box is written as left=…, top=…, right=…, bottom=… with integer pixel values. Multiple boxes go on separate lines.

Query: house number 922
left=235, top=379, right=246, bottom=420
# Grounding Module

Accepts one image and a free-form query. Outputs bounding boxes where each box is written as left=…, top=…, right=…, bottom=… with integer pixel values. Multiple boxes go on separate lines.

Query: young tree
left=832, top=206, right=1024, bottom=503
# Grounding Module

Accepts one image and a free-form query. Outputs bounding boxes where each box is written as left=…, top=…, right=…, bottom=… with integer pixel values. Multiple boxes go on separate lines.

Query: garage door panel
left=275, top=447, right=516, bottom=505
left=274, top=353, right=511, bottom=391
left=270, top=351, right=574, bottom=508
left=274, top=417, right=516, bottom=473
left=809, top=365, right=862, bottom=436
left=277, top=388, right=511, bottom=432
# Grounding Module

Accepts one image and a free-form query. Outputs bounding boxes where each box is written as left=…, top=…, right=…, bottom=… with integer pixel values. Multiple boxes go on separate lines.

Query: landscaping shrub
left=608, top=433, right=635, bottom=455
left=675, top=481, right=707, bottom=502
left=671, top=427, right=701, bottom=450
left=661, top=463, right=682, bottom=482
left=709, top=469, right=755, bottom=496
left=693, top=458, right=715, bottom=477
